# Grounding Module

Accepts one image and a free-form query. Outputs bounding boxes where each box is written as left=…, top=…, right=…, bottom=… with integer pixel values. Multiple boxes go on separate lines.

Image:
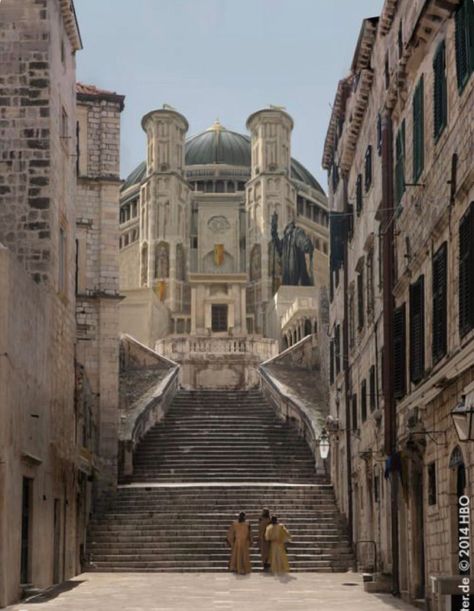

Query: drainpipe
left=381, top=112, right=399, bottom=596
left=342, top=176, right=353, bottom=550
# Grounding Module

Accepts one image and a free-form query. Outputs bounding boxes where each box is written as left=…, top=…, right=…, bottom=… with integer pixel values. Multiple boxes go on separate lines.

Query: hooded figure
left=258, top=508, right=272, bottom=570
left=227, top=511, right=252, bottom=574
left=265, top=515, right=291, bottom=574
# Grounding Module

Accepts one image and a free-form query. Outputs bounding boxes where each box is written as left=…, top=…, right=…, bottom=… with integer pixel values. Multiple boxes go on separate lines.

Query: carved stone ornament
left=208, top=215, right=230, bottom=234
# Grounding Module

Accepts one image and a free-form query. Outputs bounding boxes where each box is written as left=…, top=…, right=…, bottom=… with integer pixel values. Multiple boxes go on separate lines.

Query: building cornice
left=59, top=0, right=82, bottom=52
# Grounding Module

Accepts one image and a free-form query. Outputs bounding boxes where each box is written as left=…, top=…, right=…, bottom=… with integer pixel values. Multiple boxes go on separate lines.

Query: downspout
left=342, top=176, right=353, bottom=549
left=381, top=112, right=399, bottom=595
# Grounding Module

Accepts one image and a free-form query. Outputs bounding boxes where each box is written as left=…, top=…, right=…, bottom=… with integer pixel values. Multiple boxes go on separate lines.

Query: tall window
left=335, top=324, right=341, bottom=375
left=455, top=0, right=474, bottom=92
left=410, top=276, right=425, bottom=383
left=366, top=250, right=375, bottom=316
left=364, top=145, right=372, bottom=192
left=428, top=462, right=437, bottom=506
left=412, top=76, right=424, bottom=182
left=394, top=304, right=406, bottom=399
left=59, top=227, right=66, bottom=294
left=352, top=394, right=358, bottom=431
left=357, top=268, right=365, bottom=331
left=356, top=174, right=363, bottom=215
left=330, top=340, right=335, bottom=385
left=361, top=379, right=367, bottom=423
left=433, top=41, right=447, bottom=140
left=395, top=120, right=406, bottom=206
left=348, top=287, right=355, bottom=349
left=459, top=202, right=474, bottom=336
left=432, top=242, right=447, bottom=363
left=211, top=304, right=228, bottom=332
left=369, top=365, right=376, bottom=412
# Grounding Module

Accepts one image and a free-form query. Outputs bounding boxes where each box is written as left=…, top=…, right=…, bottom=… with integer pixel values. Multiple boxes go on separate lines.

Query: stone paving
left=8, top=572, right=418, bottom=611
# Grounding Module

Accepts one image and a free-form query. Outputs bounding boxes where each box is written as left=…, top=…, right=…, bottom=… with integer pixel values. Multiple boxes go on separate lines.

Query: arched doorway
left=304, top=319, right=312, bottom=336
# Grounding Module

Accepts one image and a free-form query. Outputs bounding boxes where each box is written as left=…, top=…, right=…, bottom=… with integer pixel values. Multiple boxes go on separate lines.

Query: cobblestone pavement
left=8, top=572, right=418, bottom=611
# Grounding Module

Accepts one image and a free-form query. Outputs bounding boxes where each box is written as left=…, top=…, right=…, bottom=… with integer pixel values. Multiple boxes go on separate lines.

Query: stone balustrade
left=155, top=335, right=279, bottom=362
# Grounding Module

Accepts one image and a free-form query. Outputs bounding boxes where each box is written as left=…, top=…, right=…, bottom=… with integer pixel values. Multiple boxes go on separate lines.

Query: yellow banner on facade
left=154, top=280, right=166, bottom=302
left=214, top=243, right=224, bottom=267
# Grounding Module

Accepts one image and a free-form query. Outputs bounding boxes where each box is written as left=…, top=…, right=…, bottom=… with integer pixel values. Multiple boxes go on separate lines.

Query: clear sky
left=75, top=0, right=383, bottom=192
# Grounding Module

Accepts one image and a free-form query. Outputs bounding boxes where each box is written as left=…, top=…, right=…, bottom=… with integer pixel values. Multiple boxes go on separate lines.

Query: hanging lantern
left=451, top=394, right=474, bottom=442
left=319, top=428, right=330, bottom=460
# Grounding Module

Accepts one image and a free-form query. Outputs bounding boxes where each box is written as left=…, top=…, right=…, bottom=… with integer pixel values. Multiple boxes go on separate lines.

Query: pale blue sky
left=75, top=0, right=383, bottom=191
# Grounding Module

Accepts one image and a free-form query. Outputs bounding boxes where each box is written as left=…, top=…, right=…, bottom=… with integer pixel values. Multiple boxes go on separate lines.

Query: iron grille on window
left=455, top=0, right=474, bottom=92
left=410, top=276, right=425, bottom=384
left=393, top=304, right=406, bottom=399
left=412, top=76, right=425, bottom=182
left=211, top=304, right=228, bottom=332
left=433, top=41, right=448, bottom=140
left=459, top=202, right=474, bottom=336
left=432, top=242, right=447, bottom=363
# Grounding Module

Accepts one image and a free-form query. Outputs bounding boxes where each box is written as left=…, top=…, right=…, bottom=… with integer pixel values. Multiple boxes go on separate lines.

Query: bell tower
left=245, top=107, right=296, bottom=333
left=140, top=107, right=190, bottom=313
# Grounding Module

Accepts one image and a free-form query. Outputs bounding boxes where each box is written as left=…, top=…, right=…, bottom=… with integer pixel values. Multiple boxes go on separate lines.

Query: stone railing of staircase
left=155, top=335, right=279, bottom=361
left=258, top=335, right=325, bottom=474
left=119, top=334, right=180, bottom=477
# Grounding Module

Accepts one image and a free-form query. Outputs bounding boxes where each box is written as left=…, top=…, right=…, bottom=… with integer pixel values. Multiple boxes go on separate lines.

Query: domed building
left=118, top=106, right=328, bottom=381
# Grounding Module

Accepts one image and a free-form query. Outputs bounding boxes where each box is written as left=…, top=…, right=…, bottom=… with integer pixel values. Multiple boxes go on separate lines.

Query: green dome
left=122, top=122, right=325, bottom=196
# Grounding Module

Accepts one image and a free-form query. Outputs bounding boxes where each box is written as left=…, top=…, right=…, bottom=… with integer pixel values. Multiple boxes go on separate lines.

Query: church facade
left=119, top=107, right=329, bottom=351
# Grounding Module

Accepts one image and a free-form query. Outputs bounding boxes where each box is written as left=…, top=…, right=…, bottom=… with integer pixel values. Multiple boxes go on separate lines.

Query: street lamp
left=319, top=428, right=330, bottom=460
left=451, top=395, right=474, bottom=442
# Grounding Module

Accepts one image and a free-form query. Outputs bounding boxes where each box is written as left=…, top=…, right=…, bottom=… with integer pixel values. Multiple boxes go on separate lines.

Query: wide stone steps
left=88, top=389, right=352, bottom=572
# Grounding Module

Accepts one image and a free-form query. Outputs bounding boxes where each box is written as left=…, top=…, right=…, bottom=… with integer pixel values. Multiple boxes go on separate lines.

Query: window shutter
left=432, top=242, right=447, bottom=363
left=369, top=365, right=376, bottom=412
left=335, top=324, right=341, bottom=375
left=412, top=76, right=424, bottom=182
left=361, top=380, right=367, bottom=422
left=393, top=304, right=406, bottom=399
left=365, top=145, right=372, bottom=192
left=352, top=394, right=358, bottom=430
left=347, top=204, right=354, bottom=239
left=330, top=340, right=335, bottom=384
left=455, top=0, right=474, bottom=91
left=357, top=269, right=364, bottom=330
left=433, top=41, right=447, bottom=140
left=376, top=113, right=382, bottom=155
left=395, top=120, right=405, bottom=206
left=356, top=174, right=363, bottom=215
left=459, top=202, right=474, bottom=336
left=410, top=276, right=425, bottom=383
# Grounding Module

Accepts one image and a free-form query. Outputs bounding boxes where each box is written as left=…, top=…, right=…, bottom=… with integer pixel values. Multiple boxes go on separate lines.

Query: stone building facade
left=0, top=1, right=123, bottom=606
left=323, top=0, right=474, bottom=607
left=119, top=108, right=329, bottom=358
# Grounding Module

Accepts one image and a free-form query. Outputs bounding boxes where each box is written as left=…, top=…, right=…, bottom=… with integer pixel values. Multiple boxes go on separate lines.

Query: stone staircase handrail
left=258, top=362, right=323, bottom=473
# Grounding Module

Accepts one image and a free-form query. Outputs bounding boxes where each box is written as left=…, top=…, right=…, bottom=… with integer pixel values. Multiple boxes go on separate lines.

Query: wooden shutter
left=335, top=324, right=341, bottom=375
left=376, top=113, right=382, bottom=156
left=459, top=202, right=474, bottom=336
left=412, top=76, right=424, bottom=182
left=393, top=304, right=406, bottom=399
left=410, top=276, right=425, bottom=383
left=432, top=242, right=447, bottom=363
left=330, top=340, right=335, bottom=384
left=357, top=269, right=364, bottom=330
left=352, top=394, right=358, bottom=430
left=347, top=203, right=354, bottom=238
left=356, top=174, right=363, bottom=215
left=455, top=0, right=474, bottom=91
left=369, top=365, right=376, bottom=412
left=365, top=145, right=372, bottom=192
left=433, top=41, right=447, bottom=140
left=395, top=121, right=405, bottom=206
left=361, top=380, right=367, bottom=422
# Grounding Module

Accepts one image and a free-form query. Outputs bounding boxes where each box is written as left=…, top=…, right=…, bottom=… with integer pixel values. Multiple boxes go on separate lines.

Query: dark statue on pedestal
left=271, top=212, right=314, bottom=287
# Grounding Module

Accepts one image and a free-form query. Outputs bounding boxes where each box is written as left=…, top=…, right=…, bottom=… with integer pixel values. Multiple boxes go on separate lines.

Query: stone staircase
left=87, top=389, right=352, bottom=572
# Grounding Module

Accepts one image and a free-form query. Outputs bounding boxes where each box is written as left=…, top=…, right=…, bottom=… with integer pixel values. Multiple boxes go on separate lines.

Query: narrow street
left=9, top=573, right=418, bottom=611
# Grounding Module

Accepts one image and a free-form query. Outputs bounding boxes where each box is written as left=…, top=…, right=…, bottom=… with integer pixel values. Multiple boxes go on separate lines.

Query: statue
left=271, top=212, right=314, bottom=286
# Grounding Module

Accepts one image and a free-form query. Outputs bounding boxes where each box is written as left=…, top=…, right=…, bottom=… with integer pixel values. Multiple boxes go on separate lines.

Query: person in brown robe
left=226, top=511, right=252, bottom=574
left=265, top=515, right=291, bottom=574
left=258, top=508, right=271, bottom=570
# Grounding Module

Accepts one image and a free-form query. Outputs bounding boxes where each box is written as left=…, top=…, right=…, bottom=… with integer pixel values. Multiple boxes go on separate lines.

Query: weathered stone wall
left=75, top=88, right=124, bottom=495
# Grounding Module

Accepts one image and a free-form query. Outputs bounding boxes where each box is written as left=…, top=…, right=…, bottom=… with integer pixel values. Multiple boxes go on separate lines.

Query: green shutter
left=433, top=41, right=447, bottom=140
left=413, top=76, right=424, bottom=182
left=455, top=0, right=474, bottom=92
left=395, top=120, right=406, bottom=205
